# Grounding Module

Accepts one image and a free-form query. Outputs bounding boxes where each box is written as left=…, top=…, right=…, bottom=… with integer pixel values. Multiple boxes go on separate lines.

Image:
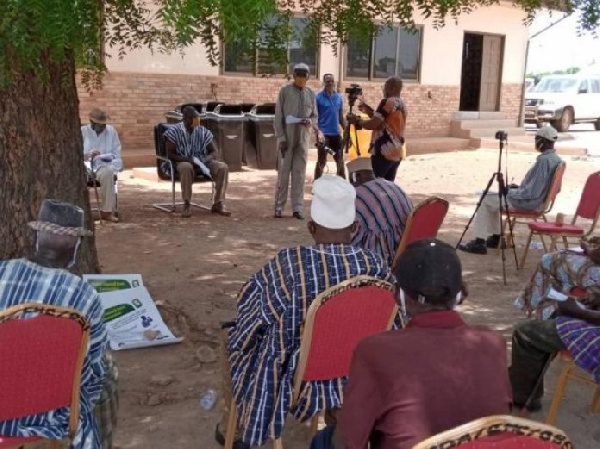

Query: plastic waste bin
left=345, top=113, right=373, bottom=161
left=202, top=101, right=225, bottom=139
left=247, top=103, right=277, bottom=170
left=207, top=104, right=245, bottom=172
left=240, top=104, right=256, bottom=166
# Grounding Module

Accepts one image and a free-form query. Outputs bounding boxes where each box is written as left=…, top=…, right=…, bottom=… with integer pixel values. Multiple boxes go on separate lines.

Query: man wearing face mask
left=310, top=238, right=511, bottom=449
left=0, top=199, right=118, bottom=449
left=315, top=73, right=345, bottom=180
left=81, top=109, right=123, bottom=223
left=164, top=106, right=231, bottom=218
left=459, top=126, right=563, bottom=255
left=273, top=63, right=323, bottom=219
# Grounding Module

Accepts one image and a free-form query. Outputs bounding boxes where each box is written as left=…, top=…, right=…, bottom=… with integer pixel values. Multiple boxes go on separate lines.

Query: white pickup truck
left=524, top=74, right=600, bottom=132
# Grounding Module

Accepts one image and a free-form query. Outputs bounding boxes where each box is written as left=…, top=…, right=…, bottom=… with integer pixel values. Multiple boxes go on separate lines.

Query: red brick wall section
left=77, top=72, right=522, bottom=166
left=500, top=83, right=524, bottom=122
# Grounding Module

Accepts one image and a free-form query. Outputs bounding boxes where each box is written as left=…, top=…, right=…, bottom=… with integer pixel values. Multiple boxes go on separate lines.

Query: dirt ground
left=93, top=148, right=600, bottom=449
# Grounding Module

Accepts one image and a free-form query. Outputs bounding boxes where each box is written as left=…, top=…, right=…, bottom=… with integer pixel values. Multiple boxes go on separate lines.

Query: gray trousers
left=176, top=160, right=229, bottom=206
left=274, top=143, right=307, bottom=213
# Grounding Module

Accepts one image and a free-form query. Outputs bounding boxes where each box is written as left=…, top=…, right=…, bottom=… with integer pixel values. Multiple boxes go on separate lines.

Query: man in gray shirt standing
left=273, top=63, right=323, bottom=219
left=459, top=126, right=563, bottom=255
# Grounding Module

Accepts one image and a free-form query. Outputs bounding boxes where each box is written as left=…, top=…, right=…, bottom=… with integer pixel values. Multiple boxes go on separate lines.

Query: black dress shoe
left=486, top=234, right=501, bottom=248
left=458, top=239, right=488, bottom=255
left=292, top=211, right=304, bottom=220
left=274, top=209, right=282, bottom=218
left=215, top=424, right=250, bottom=449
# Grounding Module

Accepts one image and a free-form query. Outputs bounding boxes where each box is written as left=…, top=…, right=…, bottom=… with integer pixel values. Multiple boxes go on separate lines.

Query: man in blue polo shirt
left=315, top=73, right=346, bottom=180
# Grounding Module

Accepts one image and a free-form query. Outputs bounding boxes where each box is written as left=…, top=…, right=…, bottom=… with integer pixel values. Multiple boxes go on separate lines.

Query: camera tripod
left=342, top=95, right=362, bottom=157
left=456, top=134, right=519, bottom=285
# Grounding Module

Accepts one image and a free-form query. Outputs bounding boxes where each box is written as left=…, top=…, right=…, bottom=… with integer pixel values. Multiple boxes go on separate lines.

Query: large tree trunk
left=0, top=51, right=100, bottom=274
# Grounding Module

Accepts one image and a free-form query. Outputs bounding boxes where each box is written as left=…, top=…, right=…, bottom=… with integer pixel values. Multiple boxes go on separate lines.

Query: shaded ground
left=93, top=148, right=600, bottom=448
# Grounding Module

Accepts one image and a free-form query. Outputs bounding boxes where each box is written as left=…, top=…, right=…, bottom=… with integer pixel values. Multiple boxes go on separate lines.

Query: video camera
left=345, top=83, right=363, bottom=107
left=495, top=130, right=508, bottom=141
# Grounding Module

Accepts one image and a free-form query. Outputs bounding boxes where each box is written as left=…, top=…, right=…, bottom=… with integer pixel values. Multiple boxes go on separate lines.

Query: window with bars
left=223, top=17, right=318, bottom=76
left=345, top=25, right=421, bottom=81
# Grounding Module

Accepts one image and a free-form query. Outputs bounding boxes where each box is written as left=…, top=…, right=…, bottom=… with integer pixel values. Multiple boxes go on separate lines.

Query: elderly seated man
left=310, top=238, right=512, bottom=449
left=347, top=157, right=413, bottom=267
left=164, top=106, right=231, bottom=218
left=510, top=248, right=600, bottom=412
left=215, top=175, right=393, bottom=449
left=459, top=126, right=563, bottom=255
left=81, top=108, right=123, bottom=223
left=0, top=199, right=118, bottom=449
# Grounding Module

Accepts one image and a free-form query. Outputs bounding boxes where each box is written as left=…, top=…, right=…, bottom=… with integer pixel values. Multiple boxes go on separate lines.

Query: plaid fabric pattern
left=228, top=244, right=392, bottom=446
left=556, top=316, right=600, bottom=383
left=351, top=179, right=413, bottom=267
left=0, top=259, right=108, bottom=449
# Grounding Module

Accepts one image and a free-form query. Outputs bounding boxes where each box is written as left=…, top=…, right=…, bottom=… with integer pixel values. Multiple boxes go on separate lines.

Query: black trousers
left=314, top=135, right=345, bottom=180
left=371, top=152, right=400, bottom=182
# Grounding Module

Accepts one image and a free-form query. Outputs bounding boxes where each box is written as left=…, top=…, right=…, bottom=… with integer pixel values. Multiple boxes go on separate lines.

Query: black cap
left=182, top=106, right=201, bottom=118
left=394, top=238, right=462, bottom=304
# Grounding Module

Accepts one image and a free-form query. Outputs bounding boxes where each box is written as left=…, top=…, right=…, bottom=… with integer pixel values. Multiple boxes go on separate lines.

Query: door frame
left=460, top=31, right=505, bottom=112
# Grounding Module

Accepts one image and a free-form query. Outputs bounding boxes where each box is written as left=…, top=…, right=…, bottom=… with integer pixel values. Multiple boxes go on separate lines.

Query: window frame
left=221, top=15, right=320, bottom=78
left=344, top=23, right=423, bottom=83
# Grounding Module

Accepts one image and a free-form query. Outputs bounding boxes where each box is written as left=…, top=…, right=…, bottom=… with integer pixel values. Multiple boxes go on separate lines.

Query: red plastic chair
left=391, top=196, right=449, bottom=270
left=501, top=162, right=566, bottom=255
left=412, top=415, right=572, bottom=449
left=520, top=171, right=600, bottom=268
left=224, top=276, right=398, bottom=449
left=0, top=303, right=90, bottom=449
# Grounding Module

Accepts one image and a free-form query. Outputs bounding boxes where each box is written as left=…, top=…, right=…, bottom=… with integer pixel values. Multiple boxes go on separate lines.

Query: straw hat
left=89, top=108, right=110, bottom=125
left=29, top=199, right=93, bottom=237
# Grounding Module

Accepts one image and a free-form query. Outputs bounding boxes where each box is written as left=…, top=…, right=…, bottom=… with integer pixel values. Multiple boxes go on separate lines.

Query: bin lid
left=205, top=101, right=225, bottom=112
left=240, top=103, right=256, bottom=113
left=252, top=103, right=276, bottom=115
left=213, top=104, right=244, bottom=115
left=248, top=113, right=275, bottom=121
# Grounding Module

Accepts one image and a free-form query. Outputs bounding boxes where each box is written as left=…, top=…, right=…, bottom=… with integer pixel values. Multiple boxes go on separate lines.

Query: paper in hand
left=193, top=157, right=212, bottom=179
left=285, top=115, right=305, bottom=125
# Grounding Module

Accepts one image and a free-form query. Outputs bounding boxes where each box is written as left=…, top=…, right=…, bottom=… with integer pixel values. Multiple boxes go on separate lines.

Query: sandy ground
left=91, top=147, right=600, bottom=448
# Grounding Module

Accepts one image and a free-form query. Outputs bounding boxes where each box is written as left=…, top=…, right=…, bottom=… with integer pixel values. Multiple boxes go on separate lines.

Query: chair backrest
left=391, top=196, right=449, bottom=269
left=154, top=123, right=178, bottom=158
left=0, top=303, right=90, bottom=437
left=412, top=415, right=572, bottom=449
left=574, top=171, right=600, bottom=223
left=292, top=276, right=397, bottom=404
left=542, top=162, right=566, bottom=213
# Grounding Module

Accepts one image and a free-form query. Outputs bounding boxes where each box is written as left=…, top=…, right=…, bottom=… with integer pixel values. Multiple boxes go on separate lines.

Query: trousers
left=176, top=160, right=229, bottom=206
left=314, top=135, right=344, bottom=180
left=371, top=153, right=400, bottom=182
left=472, top=192, right=518, bottom=239
left=95, top=167, right=117, bottom=213
left=274, top=143, right=308, bottom=213
left=509, top=319, right=565, bottom=407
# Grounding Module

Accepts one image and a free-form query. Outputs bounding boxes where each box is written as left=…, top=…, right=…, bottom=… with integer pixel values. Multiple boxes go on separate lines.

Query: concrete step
left=451, top=119, right=518, bottom=132
left=477, top=137, right=587, bottom=156
left=452, top=111, right=509, bottom=120
left=405, top=137, right=472, bottom=155
left=468, top=127, right=527, bottom=138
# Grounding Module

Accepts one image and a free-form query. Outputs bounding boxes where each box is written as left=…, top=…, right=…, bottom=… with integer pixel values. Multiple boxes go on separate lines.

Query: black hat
left=394, top=238, right=462, bottom=303
left=28, top=199, right=92, bottom=237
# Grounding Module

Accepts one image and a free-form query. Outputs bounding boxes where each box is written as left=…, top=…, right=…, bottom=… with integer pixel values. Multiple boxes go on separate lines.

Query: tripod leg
left=456, top=174, right=498, bottom=249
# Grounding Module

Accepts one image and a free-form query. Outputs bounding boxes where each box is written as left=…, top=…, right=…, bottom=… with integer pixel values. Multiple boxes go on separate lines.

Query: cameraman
left=315, top=74, right=346, bottom=180
left=459, top=126, right=563, bottom=255
left=347, top=76, right=406, bottom=182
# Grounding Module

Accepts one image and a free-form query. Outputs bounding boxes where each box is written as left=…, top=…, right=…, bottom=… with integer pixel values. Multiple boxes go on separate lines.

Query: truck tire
left=553, top=108, right=572, bottom=132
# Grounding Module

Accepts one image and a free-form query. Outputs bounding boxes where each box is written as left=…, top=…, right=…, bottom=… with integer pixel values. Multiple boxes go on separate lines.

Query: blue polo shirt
left=316, top=90, right=343, bottom=136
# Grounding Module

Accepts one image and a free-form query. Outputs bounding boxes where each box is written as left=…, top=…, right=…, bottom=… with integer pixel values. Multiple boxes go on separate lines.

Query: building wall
left=81, top=3, right=528, bottom=166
